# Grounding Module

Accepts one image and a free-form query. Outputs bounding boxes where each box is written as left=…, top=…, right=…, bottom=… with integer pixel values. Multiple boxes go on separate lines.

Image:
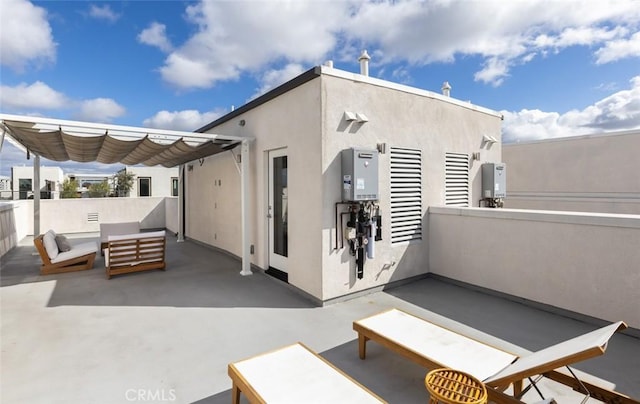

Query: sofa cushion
left=55, top=234, right=72, bottom=252
left=100, top=222, right=140, bottom=243
left=107, top=230, right=166, bottom=242
left=43, top=230, right=59, bottom=260
left=50, top=241, right=98, bottom=264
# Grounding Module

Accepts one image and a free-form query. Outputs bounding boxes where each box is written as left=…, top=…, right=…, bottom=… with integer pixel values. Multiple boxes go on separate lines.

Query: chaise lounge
left=353, top=309, right=636, bottom=404
left=34, top=230, right=98, bottom=275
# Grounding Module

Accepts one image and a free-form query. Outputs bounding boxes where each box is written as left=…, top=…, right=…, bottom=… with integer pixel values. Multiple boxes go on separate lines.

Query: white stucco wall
left=0, top=201, right=30, bottom=257
left=503, top=130, right=640, bottom=214
left=11, top=166, right=65, bottom=199
left=429, top=207, right=640, bottom=329
left=188, top=77, right=324, bottom=298
left=13, top=197, right=169, bottom=235
left=127, top=166, right=179, bottom=197
left=320, top=70, right=503, bottom=301
left=187, top=66, right=502, bottom=302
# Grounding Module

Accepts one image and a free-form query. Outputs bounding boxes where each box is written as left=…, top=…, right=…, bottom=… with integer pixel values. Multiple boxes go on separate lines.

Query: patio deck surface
left=1, top=233, right=639, bottom=404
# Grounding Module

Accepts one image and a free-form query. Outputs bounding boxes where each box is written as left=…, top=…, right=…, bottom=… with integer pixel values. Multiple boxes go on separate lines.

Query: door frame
left=267, top=148, right=288, bottom=274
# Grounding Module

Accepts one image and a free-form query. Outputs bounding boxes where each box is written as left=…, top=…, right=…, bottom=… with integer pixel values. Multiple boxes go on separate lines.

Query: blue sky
left=1, top=0, right=639, bottom=176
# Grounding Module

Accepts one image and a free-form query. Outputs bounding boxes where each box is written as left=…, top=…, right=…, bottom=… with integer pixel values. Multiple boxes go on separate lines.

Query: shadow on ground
left=0, top=234, right=314, bottom=309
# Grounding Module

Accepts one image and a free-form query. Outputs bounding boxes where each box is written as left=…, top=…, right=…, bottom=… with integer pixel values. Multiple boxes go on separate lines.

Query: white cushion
left=100, top=222, right=140, bottom=243
left=50, top=241, right=98, bottom=264
left=107, top=230, right=166, bottom=242
left=43, top=230, right=59, bottom=260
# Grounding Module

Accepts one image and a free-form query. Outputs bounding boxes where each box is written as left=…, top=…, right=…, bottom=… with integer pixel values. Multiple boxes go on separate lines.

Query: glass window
left=171, top=177, right=179, bottom=197
left=138, top=177, right=151, bottom=197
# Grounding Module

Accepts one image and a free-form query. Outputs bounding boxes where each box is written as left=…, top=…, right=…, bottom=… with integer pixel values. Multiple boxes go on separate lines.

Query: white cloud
left=502, top=76, right=640, bottom=142
left=76, top=98, right=126, bottom=122
left=344, top=0, right=640, bottom=85
left=595, top=31, right=640, bottom=64
left=88, top=4, right=120, bottom=23
left=249, top=64, right=306, bottom=100
left=143, top=109, right=226, bottom=131
left=0, top=0, right=56, bottom=71
left=0, top=81, right=69, bottom=110
left=158, top=1, right=349, bottom=89
left=137, top=22, right=173, bottom=53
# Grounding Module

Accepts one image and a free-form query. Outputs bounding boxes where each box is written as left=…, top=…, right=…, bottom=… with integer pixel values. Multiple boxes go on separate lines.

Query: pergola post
left=33, top=154, right=40, bottom=236
left=240, top=139, right=252, bottom=276
left=177, top=164, right=185, bottom=242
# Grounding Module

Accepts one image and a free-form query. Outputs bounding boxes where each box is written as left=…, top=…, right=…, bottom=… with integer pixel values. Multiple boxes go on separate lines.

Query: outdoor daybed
left=354, top=308, right=636, bottom=404
left=34, top=230, right=97, bottom=275
left=104, top=230, right=166, bottom=279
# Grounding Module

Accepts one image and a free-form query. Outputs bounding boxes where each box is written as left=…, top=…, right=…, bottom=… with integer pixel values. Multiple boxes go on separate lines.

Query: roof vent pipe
left=358, top=50, right=371, bottom=76
left=442, top=81, right=451, bottom=97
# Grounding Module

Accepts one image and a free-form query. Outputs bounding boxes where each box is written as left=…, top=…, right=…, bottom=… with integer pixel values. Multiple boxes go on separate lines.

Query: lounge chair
left=353, top=309, right=636, bottom=404
left=228, top=342, right=386, bottom=404
left=34, top=230, right=98, bottom=275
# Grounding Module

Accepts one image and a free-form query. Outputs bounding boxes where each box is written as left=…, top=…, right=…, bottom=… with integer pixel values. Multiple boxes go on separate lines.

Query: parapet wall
left=428, top=206, right=640, bottom=329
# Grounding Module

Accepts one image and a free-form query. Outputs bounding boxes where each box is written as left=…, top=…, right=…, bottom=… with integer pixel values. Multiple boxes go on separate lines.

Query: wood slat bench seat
left=104, top=231, right=166, bottom=279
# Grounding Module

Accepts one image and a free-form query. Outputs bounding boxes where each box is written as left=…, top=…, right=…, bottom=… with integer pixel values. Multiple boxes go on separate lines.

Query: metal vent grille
left=445, top=152, right=469, bottom=206
left=87, top=213, right=99, bottom=222
left=390, top=147, right=422, bottom=244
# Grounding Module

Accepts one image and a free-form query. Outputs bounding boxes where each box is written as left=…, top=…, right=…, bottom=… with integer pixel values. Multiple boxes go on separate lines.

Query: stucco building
left=186, top=63, right=504, bottom=303
left=503, top=130, right=640, bottom=214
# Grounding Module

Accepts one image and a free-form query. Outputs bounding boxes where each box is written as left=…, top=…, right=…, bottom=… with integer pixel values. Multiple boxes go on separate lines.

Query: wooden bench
left=104, top=231, right=166, bottom=279
left=34, top=231, right=97, bottom=275
left=228, top=342, right=386, bottom=404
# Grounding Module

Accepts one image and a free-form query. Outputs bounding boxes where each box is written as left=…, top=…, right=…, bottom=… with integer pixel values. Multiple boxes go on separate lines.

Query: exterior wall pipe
left=240, top=139, right=252, bottom=276
left=177, top=164, right=185, bottom=242
left=34, top=154, right=40, bottom=237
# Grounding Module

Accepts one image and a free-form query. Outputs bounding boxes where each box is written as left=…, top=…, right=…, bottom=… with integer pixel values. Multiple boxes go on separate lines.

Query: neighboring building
left=10, top=166, right=65, bottom=200
left=0, top=176, right=10, bottom=200
left=503, top=130, right=640, bottom=214
left=125, top=166, right=179, bottom=197
left=11, top=166, right=179, bottom=199
left=186, top=62, right=503, bottom=303
left=67, top=172, right=111, bottom=197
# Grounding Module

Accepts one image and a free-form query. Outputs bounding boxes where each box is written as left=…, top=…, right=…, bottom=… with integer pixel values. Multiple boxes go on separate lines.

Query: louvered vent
left=87, top=213, right=99, bottom=222
left=390, top=147, right=422, bottom=244
left=445, top=152, right=469, bottom=206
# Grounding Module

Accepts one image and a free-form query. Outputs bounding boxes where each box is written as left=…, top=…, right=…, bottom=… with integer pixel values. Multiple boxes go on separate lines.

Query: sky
left=1, top=0, right=639, bottom=177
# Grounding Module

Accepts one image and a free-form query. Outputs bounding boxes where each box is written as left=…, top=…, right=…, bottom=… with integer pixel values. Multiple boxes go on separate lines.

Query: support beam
left=177, top=164, right=185, bottom=242
left=34, top=154, right=40, bottom=236
left=240, top=139, right=252, bottom=276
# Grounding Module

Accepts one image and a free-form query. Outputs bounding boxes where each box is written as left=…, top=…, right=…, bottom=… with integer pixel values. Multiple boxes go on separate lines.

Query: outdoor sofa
left=99, top=221, right=140, bottom=252
left=104, top=230, right=166, bottom=279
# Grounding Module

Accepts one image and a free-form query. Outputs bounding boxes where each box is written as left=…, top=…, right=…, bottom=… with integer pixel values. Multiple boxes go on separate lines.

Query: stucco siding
left=503, top=131, right=640, bottom=214
left=320, top=72, right=502, bottom=300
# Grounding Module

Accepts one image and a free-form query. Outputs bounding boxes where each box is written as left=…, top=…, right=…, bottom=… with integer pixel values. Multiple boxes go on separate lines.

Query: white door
left=268, top=149, right=288, bottom=272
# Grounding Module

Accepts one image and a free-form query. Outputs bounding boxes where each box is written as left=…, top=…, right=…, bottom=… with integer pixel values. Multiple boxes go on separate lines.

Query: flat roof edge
left=503, top=129, right=640, bottom=146
left=196, top=67, right=321, bottom=133
left=318, top=65, right=503, bottom=119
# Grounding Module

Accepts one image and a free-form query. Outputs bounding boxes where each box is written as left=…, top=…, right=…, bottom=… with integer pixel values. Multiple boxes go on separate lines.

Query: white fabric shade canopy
left=1, top=114, right=244, bottom=167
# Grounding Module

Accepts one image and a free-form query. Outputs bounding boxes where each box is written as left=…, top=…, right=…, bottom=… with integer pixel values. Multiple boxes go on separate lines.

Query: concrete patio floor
left=1, top=233, right=639, bottom=404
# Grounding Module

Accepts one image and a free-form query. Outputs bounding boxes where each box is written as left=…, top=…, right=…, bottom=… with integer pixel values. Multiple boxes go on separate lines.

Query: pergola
left=0, top=113, right=253, bottom=275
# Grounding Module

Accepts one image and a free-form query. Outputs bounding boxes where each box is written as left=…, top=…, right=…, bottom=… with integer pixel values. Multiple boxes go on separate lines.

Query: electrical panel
left=482, top=163, right=506, bottom=198
left=342, top=148, right=379, bottom=201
